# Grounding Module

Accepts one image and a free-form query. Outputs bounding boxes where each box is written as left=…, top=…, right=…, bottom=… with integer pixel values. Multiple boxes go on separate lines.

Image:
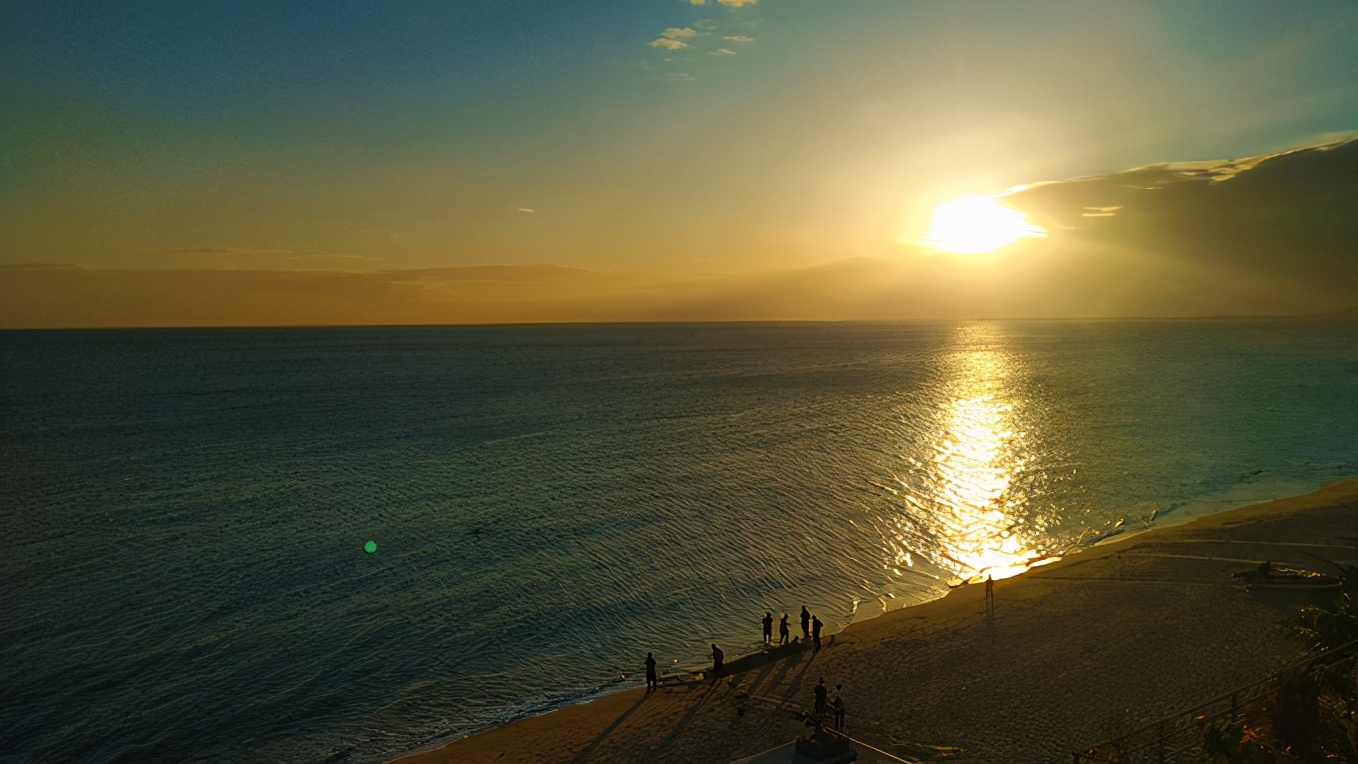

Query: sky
left=2, top=1, right=1357, bottom=326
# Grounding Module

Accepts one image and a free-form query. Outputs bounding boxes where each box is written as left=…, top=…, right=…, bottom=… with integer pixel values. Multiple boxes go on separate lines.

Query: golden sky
left=2, top=1, right=1356, bottom=326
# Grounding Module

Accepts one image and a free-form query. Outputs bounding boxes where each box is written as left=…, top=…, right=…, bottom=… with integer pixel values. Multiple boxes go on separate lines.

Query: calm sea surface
left=2, top=321, right=1355, bottom=762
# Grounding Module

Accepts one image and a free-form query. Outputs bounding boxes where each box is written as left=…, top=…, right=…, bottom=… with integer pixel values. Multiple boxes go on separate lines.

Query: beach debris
left=1195, top=715, right=1287, bottom=763
left=1231, top=561, right=1335, bottom=586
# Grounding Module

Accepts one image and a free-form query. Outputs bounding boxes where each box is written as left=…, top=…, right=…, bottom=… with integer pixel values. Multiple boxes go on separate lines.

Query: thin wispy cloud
left=110, top=248, right=392, bottom=272
left=650, top=27, right=696, bottom=51
left=171, top=250, right=387, bottom=263
left=648, top=0, right=762, bottom=77
left=174, top=247, right=296, bottom=255
left=518, top=207, right=536, bottom=213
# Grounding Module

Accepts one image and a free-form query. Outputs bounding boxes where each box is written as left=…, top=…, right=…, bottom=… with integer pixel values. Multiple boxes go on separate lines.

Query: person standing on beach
left=831, top=683, right=845, bottom=731
left=985, top=574, right=995, bottom=615
left=762, top=612, right=774, bottom=645
left=778, top=613, right=790, bottom=645
left=813, top=678, right=828, bottom=719
left=711, top=644, right=724, bottom=682
left=644, top=652, right=658, bottom=692
left=811, top=615, right=823, bottom=650
left=800, top=606, right=811, bottom=640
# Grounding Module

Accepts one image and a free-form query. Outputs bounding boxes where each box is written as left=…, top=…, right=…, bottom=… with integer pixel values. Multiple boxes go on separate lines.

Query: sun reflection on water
left=890, top=325, right=1051, bottom=587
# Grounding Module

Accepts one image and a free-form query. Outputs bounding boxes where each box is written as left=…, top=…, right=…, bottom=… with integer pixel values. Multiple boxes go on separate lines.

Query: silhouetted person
left=985, top=574, right=995, bottom=621
left=762, top=612, right=773, bottom=645
left=813, top=678, right=828, bottom=718
left=811, top=615, right=823, bottom=650
left=831, top=684, right=845, bottom=731
left=645, top=652, right=658, bottom=692
left=800, top=606, right=811, bottom=639
left=778, top=613, right=790, bottom=645
left=711, top=644, right=724, bottom=682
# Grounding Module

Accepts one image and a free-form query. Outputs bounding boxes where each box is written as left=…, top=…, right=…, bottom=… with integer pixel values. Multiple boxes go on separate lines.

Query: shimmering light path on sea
left=2, top=321, right=1354, bottom=762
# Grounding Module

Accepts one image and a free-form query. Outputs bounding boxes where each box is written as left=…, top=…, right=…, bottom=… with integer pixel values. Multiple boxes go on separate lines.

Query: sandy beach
left=393, top=478, right=1358, bottom=763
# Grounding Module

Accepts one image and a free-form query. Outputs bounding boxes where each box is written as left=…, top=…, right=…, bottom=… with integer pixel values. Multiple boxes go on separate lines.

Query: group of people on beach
left=762, top=605, right=823, bottom=649
left=640, top=606, right=846, bottom=733
left=644, top=644, right=731, bottom=691
left=641, top=604, right=829, bottom=694
left=643, top=644, right=730, bottom=690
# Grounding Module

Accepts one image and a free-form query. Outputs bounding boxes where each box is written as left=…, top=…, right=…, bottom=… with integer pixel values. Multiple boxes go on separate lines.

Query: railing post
left=1157, top=722, right=1166, bottom=764
left=1072, top=753, right=1081, bottom=764
left=1231, top=691, right=1238, bottom=721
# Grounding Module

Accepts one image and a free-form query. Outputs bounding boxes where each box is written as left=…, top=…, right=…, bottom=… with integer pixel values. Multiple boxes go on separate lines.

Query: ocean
left=2, top=321, right=1354, bottom=762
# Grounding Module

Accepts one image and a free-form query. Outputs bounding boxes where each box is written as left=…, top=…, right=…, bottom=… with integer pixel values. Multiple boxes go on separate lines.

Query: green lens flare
left=364, top=540, right=377, bottom=554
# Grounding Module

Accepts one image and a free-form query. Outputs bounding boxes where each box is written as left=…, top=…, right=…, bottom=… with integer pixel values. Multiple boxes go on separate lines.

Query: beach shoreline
left=392, top=476, right=1358, bottom=763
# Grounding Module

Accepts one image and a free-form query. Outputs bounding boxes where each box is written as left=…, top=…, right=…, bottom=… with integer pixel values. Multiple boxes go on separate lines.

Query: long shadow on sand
left=645, top=683, right=718, bottom=761
left=780, top=650, right=817, bottom=704
left=761, top=650, right=812, bottom=703
left=569, top=692, right=650, bottom=763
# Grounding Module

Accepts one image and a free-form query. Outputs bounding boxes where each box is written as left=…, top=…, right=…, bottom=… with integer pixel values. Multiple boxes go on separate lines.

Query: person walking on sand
left=800, top=606, right=811, bottom=640
left=762, top=612, right=774, bottom=645
left=831, top=683, right=845, bottom=731
left=778, top=613, right=790, bottom=645
left=985, top=574, right=995, bottom=614
left=645, top=652, right=658, bottom=692
left=711, top=644, right=724, bottom=682
left=811, top=615, right=823, bottom=650
left=813, top=678, right=828, bottom=719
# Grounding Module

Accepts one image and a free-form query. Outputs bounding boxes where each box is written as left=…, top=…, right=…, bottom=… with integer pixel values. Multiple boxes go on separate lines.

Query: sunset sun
left=924, top=195, right=1047, bottom=254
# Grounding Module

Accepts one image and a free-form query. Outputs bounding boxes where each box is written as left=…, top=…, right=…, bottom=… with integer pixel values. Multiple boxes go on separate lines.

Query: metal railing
left=1074, top=639, right=1358, bottom=763
left=827, top=730, right=918, bottom=764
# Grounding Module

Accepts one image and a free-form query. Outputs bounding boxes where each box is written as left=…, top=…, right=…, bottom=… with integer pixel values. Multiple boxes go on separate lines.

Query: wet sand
left=392, top=478, right=1358, bottom=763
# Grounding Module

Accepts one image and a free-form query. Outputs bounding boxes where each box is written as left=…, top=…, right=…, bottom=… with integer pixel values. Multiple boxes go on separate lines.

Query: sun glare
left=923, top=195, right=1046, bottom=254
